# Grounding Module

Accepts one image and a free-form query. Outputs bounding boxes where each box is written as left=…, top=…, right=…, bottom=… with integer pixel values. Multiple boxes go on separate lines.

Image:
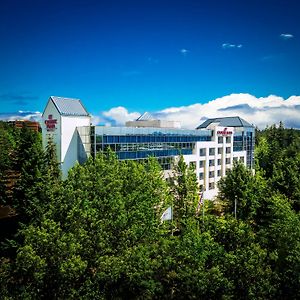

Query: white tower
left=41, top=96, right=91, bottom=178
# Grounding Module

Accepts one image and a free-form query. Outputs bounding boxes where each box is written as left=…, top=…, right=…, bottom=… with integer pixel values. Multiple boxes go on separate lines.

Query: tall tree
left=218, top=161, right=267, bottom=222
left=13, top=125, right=47, bottom=221
left=168, top=155, right=199, bottom=233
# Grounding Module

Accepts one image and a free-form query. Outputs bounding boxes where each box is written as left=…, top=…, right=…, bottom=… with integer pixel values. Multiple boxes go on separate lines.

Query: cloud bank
left=0, top=111, right=42, bottom=122
left=96, top=94, right=300, bottom=129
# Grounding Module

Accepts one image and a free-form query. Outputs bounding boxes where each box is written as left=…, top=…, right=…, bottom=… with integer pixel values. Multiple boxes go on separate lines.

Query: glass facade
left=91, top=126, right=212, bottom=170
left=233, top=127, right=255, bottom=168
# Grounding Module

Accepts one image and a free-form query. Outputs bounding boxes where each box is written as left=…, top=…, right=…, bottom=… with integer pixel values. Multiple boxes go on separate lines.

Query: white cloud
left=98, top=94, right=300, bottom=129
left=102, top=106, right=140, bottom=126
left=222, top=43, right=243, bottom=49
left=180, top=48, right=190, bottom=56
left=280, top=33, right=294, bottom=40
left=0, top=111, right=42, bottom=122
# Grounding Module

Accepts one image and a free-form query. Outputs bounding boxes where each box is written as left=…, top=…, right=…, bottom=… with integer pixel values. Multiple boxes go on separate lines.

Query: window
left=226, top=136, right=231, bottom=143
left=199, top=160, right=205, bottom=168
left=199, top=184, right=204, bottom=192
left=209, top=159, right=215, bottom=166
left=218, top=147, right=222, bottom=154
left=209, top=171, right=214, bottom=178
left=240, top=157, right=244, bottom=163
left=209, top=148, right=215, bottom=156
left=217, top=169, right=221, bottom=177
left=200, top=148, right=206, bottom=156
left=226, top=147, right=231, bottom=154
left=218, top=136, right=223, bottom=144
left=233, top=157, right=238, bottom=162
left=199, top=172, right=204, bottom=180
left=217, top=159, right=222, bottom=165
left=209, top=182, right=215, bottom=190
left=226, top=158, right=231, bottom=164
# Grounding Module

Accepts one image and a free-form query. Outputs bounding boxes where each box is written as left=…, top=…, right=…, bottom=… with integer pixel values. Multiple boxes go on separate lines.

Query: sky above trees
left=1, top=0, right=300, bottom=127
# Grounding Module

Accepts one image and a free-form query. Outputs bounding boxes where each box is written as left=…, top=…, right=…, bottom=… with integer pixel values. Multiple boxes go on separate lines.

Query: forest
left=0, top=121, right=300, bottom=299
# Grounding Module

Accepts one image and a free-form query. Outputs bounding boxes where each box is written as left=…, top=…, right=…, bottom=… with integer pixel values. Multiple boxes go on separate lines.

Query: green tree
left=168, top=155, right=199, bottom=233
left=2, top=153, right=171, bottom=299
left=256, top=194, right=300, bottom=299
left=12, top=125, right=47, bottom=221
left=218, top=161, right=267, bottom=222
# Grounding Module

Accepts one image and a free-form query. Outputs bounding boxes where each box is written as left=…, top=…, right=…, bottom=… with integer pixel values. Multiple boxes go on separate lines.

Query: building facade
left=42, top=97, right=255, bottom=199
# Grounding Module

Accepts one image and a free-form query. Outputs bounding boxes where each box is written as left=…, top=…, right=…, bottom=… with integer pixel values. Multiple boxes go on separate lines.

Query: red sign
left=217, top=127, right=233, bottom=136
left=45, top=114, right=57, bottom=131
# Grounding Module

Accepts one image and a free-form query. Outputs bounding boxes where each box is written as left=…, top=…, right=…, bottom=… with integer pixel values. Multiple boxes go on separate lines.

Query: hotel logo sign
left=217, top=127, right=233, bottom=136
left=45, top=114, right=57, bottom=131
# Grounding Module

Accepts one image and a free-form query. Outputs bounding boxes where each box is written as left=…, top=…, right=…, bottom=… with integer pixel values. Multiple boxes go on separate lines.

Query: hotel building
left=42, top=96, right=255, bottom=199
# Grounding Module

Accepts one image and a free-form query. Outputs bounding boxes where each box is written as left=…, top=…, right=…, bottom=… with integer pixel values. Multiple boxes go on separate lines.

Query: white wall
left=182, top=126, right=241, bottom=200
left=61, top=115, right=90, bottom=177
left=42, top=98, right=91, bottom=178
left=41, top=99, right=62, bottom=162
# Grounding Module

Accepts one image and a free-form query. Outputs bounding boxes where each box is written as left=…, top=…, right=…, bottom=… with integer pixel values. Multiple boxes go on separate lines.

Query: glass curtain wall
left=91, top=126, right=212, bottom=170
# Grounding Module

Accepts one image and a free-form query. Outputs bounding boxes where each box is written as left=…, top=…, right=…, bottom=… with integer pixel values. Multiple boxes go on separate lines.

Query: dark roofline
left=196, top=116, right=254, bottom=129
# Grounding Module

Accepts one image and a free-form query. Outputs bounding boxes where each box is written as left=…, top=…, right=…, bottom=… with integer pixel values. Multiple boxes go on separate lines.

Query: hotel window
left=209, top=159, right=215, bottom=166
left=209, top=182, right=215, bottom=190
left=226, top=158, right=231, bottom=164
left=200, top=148, right=206, bottom=156
left=199, top=160, right=205, bottom=168
left=209, top=171, right=214, bottom=178
left=226, top=136, right=231, bottom=143
left=218, top=136, right=223, bottom=144
left=217, top=159, right=222, bottom=165
left=199, top=172, right=204, bottom=180
left=226, top=147, right=231, bottom=154
left=209, top=148, right=215, bottom=155
left=233, top=157, right=238, bottom=162
left=218, top=147, right=222, bottom=154
left=217, top=169, right=221, bottom=177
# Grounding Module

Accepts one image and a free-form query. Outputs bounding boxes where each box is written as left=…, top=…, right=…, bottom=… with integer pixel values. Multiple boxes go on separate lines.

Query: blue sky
left=1, top=0, right=300, bottom=127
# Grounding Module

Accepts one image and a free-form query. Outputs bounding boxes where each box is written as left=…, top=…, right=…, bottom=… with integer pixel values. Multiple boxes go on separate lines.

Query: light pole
left=234, top=195, right=237, bottom=219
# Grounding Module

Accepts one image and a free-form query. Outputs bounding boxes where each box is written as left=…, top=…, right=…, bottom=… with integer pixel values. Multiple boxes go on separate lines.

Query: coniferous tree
left=13, top=125, right=46, bottom=221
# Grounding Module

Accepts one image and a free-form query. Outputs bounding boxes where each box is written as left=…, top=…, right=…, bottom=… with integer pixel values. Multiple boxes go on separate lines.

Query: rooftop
left=196, top=116, right=254, bottom=129
left=48, top=96, right=89, bottom=117
left=136, top=112, right=156, bottom=121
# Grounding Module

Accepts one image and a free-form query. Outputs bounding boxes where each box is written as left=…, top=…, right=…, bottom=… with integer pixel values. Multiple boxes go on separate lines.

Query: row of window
left=199, top=156, right=245, bottom=168
left=96, top=142, right=195, bottom=153
left=94, top=134, right=211, bottom=144
left=199, top=170, right=222, bottom=179
left=199, top=158, right=231, bottom=167
left=218, top=136, right=231, bottom=144
left=199, top=183, right=215, bottom=191
left=199, top=147, right=231, bottom=156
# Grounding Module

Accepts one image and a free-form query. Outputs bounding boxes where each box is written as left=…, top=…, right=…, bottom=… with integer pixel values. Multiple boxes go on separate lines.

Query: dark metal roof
left=50, top=96, right=89, bottom=116
left=196, top=116, right=254, bottom=129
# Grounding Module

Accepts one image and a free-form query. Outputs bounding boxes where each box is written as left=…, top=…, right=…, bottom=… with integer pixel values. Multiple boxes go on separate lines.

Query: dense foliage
left=0, top=121, right=300, bottom=299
